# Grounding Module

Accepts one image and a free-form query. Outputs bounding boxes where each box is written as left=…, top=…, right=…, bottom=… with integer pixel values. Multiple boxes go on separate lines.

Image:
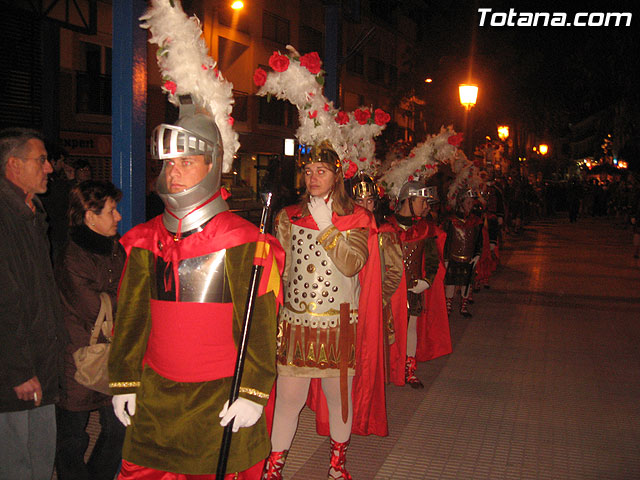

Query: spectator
left=54, top=180, right=126, bottom=480
left=0, top=127, right=66, bottom=480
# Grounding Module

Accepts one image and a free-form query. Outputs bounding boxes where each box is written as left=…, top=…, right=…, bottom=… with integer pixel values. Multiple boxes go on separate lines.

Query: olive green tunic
left=109, top=242, right=277, bottom=475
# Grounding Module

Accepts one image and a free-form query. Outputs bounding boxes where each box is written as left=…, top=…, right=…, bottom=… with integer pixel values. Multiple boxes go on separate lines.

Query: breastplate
left=155, top=249, right=231, bottom=303
left=450, top=221, right=476, bottom=261
left=402, top=238, right=426, bottom=286
left=281, top=225, right=359, bottom=329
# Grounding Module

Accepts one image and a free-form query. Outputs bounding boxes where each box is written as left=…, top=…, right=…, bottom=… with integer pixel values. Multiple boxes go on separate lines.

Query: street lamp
left=497, top=125, right=509, bottom=141
left=458, top=84, right=478, bottom=110
left=231, top=1, right=244, bottom=9
left=538, top=144, right=549, bottom=155
left=459, top=84, right=478, bottom=159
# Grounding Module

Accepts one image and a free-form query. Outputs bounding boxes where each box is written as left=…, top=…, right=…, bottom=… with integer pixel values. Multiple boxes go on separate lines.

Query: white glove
left=112, top=393, right=136, bottom=427
left=409, top=279, right=430, bottom=294
left=471, top=255, right=480, bottom=267
left=219, top=397, right=263, bottom=433
left=308, top=197, right=333, bottom=231
left=490, top=242, right=496, bottom=252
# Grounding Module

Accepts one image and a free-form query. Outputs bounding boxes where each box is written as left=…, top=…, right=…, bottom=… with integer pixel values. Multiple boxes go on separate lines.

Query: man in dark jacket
left=0, top=127, right=67, bottom=480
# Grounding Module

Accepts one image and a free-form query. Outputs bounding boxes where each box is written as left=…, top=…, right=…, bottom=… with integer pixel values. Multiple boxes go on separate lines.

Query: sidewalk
left=284, top=217, right=640, bottom=479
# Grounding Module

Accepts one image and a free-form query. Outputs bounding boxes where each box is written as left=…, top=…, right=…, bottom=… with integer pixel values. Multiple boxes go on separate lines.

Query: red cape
left=417, top=225, right=451, bottom=361
left=284, top=204, right=388, bottom=437
left=384, top=218, right=452, bottom=374
left=119, top=210, right=285, bottom=303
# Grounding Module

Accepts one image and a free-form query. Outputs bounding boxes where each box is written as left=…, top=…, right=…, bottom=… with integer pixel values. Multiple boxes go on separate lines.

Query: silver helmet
left=397, top=181, right=438, bottom=203
left=152, top=96, right=228, bottom=234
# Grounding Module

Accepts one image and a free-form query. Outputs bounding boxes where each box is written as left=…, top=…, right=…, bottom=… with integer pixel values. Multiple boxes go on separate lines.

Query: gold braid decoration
left=317, top=225, right=338, bottom=244
left=109, top=381, right=141, bottom=388
left=324, top=233, right=340, bottom=251
left=239, top=387, right=269, bottom=399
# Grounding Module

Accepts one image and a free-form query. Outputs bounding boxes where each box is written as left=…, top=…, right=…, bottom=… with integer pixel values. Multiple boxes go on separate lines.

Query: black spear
left=216, top=191, right=273, bottom=479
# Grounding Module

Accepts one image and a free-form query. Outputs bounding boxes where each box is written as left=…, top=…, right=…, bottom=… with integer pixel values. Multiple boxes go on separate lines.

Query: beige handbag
left=72, top=292, right=113, bottom=395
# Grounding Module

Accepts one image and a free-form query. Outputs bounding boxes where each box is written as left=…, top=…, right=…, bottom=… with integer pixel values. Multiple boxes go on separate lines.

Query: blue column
left=112, top=0, right=147, bottom=233
left=324, top=2, right=340, bottom=107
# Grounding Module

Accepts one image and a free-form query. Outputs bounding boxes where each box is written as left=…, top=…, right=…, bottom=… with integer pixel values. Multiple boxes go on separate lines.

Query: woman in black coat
left=54, top=180, right=126, bottom=480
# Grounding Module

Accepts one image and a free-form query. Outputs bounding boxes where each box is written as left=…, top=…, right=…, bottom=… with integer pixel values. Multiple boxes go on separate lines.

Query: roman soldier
left=443, top=189, right=483, bottom=317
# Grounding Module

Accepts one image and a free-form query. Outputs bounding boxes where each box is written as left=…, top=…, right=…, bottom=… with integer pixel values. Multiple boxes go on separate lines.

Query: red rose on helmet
left=448, top=133, right=464, bottom=147
left=269, top=52, right=290, bottom=72
left=163, top=80, right=177, bottom=95
left=374, top=108, right=390, bottom=126
left=344, top=161, right=358, bottom=179
left=308, top=110, right=318, bottom=119
left=253, top=68, right=267, bottom=86
left=354, top=108, right=371, bottom=125
left=335, top=111, right=350, bottom=125
left=300, top=52, right=322, bottom=74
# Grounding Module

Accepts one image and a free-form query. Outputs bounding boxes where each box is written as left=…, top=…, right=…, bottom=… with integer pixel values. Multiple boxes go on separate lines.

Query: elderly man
left=0, top=127, right=66, bottom=480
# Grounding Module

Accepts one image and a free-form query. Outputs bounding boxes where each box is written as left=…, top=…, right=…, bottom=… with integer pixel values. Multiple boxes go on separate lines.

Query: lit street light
left=497, top=125, right=509, bottom=141
left=458, top=84, right=478, bottom=110
left=459, top=83, right=478, bottom=159
left=231, top=1, right=244, bottom=10
left=538, top=144, right=549, bottom=155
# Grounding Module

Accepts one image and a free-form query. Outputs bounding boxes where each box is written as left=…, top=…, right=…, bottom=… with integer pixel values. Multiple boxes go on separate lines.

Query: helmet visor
left=151, top=124, right=216, bottom=160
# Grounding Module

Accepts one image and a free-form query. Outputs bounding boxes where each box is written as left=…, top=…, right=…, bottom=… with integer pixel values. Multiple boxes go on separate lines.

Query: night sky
left=405, top=0, right=640, bottom=158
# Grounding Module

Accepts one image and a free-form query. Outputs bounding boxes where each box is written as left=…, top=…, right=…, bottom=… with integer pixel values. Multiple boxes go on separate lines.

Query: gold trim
left=451, top=254, right=471, bottom=262
left=284, top=302, right=356, bottom=316
left=239, top=387, right=269, bottom=399
left=109, top=381, right=140, bottom=388
left=324, top=234, right=340, bottom=251
left=317, top=225, right=337, bottom=244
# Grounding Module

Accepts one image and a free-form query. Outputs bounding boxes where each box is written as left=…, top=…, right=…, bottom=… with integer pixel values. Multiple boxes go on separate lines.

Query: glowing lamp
left=497, top=125, right=509, bottom=141
left=538, top=144, right=549, bottom=155
left=231, top=1, right=244, bottom=10
left=458, top=84, right=478, bottom=110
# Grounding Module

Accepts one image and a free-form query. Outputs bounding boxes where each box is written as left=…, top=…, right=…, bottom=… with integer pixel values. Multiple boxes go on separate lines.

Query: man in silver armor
left=386, top=181, right=441, bottom=388
left=108, top=98, right=283, bottom=479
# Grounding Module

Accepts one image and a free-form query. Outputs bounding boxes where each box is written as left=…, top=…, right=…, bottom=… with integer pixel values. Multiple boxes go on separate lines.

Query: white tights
left=270, top=375, right=353, bottom=451
left=407, top=315, right=418, bottom=357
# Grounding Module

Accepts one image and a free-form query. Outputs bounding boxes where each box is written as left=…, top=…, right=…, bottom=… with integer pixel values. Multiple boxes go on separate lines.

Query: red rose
left=300, top=52, right=322, bottom=74
left=335, top=111, right=350, bottom=125
left=323, top=103, right=330, bottom=111
left=448, top=133, right=464, bottom=147
left=163, top=80, right=177, bottom=95
left=228, top=116, right=235, bottom=126
left=408, top=175, right=414, bottom=181
left=308, top=110, right=318, bottom=119
left=354, top=108, right=371, bottom=125
left=359, top=157, right=367, bottom=162
left=253, top=68, right=267, bottom=86
left=268, top=52, right=290, bottom=72
left=344, top=161, right=358, bottom=179
left=374, top=108, right=390, bottom=126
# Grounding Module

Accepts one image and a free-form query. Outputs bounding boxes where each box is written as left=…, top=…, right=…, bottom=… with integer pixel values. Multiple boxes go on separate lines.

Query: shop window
left=263, top=11, right=289, bottom=45
left=346, top=52, right=364, bottom=75
left=299, top=25, right=323, bottom=57
left=76, top=41, right=111, bottom=115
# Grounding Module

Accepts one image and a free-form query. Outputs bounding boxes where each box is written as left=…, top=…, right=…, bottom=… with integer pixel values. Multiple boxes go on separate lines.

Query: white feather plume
left=255, top=46, right=389, bottom=178
left=379, top=126, right=467, bottom=199
left=140, top=0, right=239, bottom=172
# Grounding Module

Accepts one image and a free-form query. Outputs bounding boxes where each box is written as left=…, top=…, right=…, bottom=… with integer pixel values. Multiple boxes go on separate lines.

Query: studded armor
left=282, top=224, right=359, bottom=329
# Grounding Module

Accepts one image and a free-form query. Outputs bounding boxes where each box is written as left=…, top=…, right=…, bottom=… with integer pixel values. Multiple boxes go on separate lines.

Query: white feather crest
left=255, top=46, right=389, bottom=178
left=140, top=0, right=239, bottom=173
left=379, top=126, right=467, bottom=199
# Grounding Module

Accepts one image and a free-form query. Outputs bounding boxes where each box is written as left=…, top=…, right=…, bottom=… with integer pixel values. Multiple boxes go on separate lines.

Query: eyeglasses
left=21, top=155, right=49, bottom=164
